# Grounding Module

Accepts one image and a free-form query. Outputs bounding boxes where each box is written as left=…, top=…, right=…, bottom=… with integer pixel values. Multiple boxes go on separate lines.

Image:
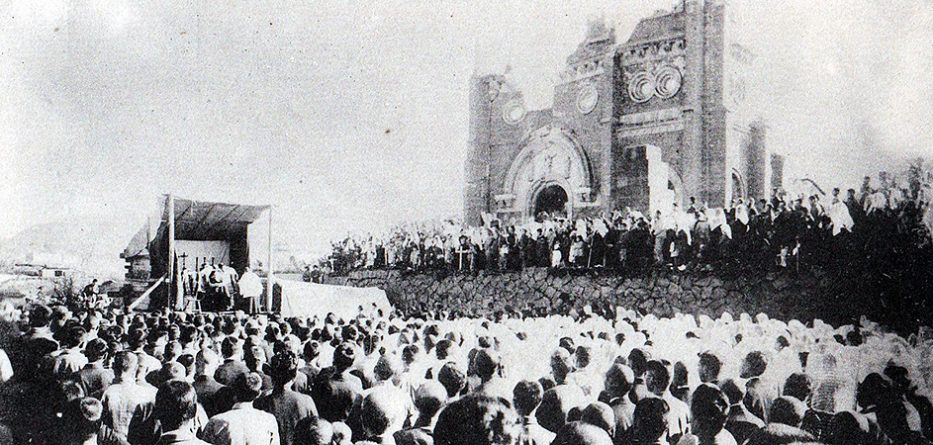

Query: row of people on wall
left=324, top=175, right=933, bottom=276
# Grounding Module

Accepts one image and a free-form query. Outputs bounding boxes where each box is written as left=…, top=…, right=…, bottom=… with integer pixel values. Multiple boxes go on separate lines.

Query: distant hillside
left=0, top=218, right=134, bottom=280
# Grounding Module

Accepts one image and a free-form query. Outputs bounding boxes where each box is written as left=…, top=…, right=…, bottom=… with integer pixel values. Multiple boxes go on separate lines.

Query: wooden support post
left=167, top=194, right=175, bottom=310
left=266, top=206, right=273, bottom=313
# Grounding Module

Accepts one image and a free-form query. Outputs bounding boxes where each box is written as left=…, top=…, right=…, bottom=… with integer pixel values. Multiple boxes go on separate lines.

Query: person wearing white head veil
left=923, top=203, right=933, bottom=242
left=864, top=189, right=888, bottom=214
left=707, top=208, right=733, bottom=240
left=828, top=197, right=855, bottom=236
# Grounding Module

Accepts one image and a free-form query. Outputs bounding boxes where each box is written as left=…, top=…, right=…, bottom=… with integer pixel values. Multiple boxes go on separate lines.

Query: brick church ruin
left=463, top=0, right=784, bottom=226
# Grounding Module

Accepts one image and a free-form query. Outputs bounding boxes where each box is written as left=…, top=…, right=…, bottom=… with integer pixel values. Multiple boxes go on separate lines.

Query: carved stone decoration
left=628, top=71, right=655, bottom=103
left=576, top=83, right=599, bottom=114
left=627, top=64, right=683, bottom=102
left=501, top=100, right=525, bottom=125
left=654, top=65, right=683, bottom=99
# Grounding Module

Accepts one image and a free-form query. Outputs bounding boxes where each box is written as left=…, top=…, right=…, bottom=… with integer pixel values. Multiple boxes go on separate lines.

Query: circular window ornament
left=628, top=71, right=655, bottom=103
left=502, top=100, right=525, bottom=125
left=654, top=65, right=683, bottom=99
left=576, top=83, right=599, bottom=115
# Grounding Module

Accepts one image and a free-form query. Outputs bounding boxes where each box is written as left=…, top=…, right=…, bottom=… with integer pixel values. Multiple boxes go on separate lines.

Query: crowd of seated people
left=1, top=300, right=933, bottom=445
left=324, top=175, right=933, bottom=276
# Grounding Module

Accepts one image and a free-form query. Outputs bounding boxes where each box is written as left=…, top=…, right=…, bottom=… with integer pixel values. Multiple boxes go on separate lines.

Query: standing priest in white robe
left=238, top=267, right=263, bottom=315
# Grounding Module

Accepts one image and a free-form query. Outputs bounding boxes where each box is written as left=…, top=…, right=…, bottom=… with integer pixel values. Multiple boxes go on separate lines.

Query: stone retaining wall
left=324, top=268, right=873, bottom=326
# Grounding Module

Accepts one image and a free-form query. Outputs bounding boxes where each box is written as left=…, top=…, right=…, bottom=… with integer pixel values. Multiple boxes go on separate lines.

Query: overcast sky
left=1, top=0, right=931, bottom=255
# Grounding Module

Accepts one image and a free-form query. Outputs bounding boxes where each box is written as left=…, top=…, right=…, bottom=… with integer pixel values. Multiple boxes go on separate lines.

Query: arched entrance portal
left=498, top=126, right=593, bottom=222
left=533, top=184, right=569, bottom=220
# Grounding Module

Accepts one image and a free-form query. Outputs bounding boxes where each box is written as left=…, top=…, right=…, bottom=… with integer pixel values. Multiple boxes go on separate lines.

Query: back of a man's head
left=740, top=351, right=767, bottom=379
left=112, top=351, right=139, bottom=379
left=536, top=385, right=586, bottom=434
left=830, top=410, right=871, bottom=445
left=30, top=304, right=52, bottom=328
left=84, top=338, right=109, bottom=362
left=294, top=417, right=334, bottom=445
left=552, top=421, right=613, bottom=445
left=128, top=327, right=147, bottom=350
left=719, top=379, right=744, bottom=406
left=769, top=396, right=807, bottom=427
left=698, top=352, right=721, bottom=383
left=632, top=397, right=670, bottom=444
left=221, top=336, right=240, bottom=359
left=303, top=340, right=320, bottom=361
left=574, top=346, right=592, bottom=369
left=155, top=380, right=198, bottom=431
left=69, top=397, right=103, bottom=441
left=580, top=402, right=616, bottom=438
left=438, top=362, right=466, bottom=398
left=374, top=354, right=401, bottom=382
left=783, top=373, right=813, bottom=403
left=644, top=360, right=671, bottom=396
left=196, top=348, right=220, bottom=376
left=472, top=349, right=500, bottom=382
left=414, top=381, right=446, bottom=420
left=64, top=326, right=87, bottom=348
left=434, top=394, right=518, bottom=445
left=604, top=364, right=635, bottom=400
left=690, top=383, right=729, bottom=434
left=245, top=345, right=266, bottom=371
left=512, top=380, right=543, bottom=418
left=628, top=349, right=649, bottom=376
left=234, top=372, right=264, bottom=403
left=435, top=339, right=453, bottom=360
left=393, top=428, right=433, bottom=445
left=152, top=361, right=186, bottom=387
left=360, top=389, right=396, bottom=439
left=550, top=348, right=572, bottom=382
left=270, top=350, right=299, bottom=388
left=333, top=342, right=356, bottom=371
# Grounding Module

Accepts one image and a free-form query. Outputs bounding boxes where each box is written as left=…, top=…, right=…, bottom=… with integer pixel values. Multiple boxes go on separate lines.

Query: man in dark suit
left=310, top=343, right=364, bottom=423
left=214, top=337, right=249, bottom=386
left=255, top=351, right=319, bottom=445
left=193, top=349, right=225, bottom=416
left=74, top=338, right=113, bottom=399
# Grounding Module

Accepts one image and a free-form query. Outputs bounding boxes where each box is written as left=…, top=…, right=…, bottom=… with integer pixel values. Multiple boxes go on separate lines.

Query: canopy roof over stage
left=122, top=195, right=272, bottom=283
left=161, top=197, right=270, bottom=241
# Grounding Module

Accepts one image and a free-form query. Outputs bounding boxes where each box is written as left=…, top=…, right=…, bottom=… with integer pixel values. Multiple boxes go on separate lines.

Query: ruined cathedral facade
left=463, top=0, right=784, bottom=226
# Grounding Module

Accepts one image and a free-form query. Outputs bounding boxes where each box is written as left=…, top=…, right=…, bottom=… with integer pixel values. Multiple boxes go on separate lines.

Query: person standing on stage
left=238, top=267, right=263, bottom=314
left=221, top=263, right=239, bottom=303
left=208, top=264, right=227, bottom=310
left=197, top=263, right=212, bottom=310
